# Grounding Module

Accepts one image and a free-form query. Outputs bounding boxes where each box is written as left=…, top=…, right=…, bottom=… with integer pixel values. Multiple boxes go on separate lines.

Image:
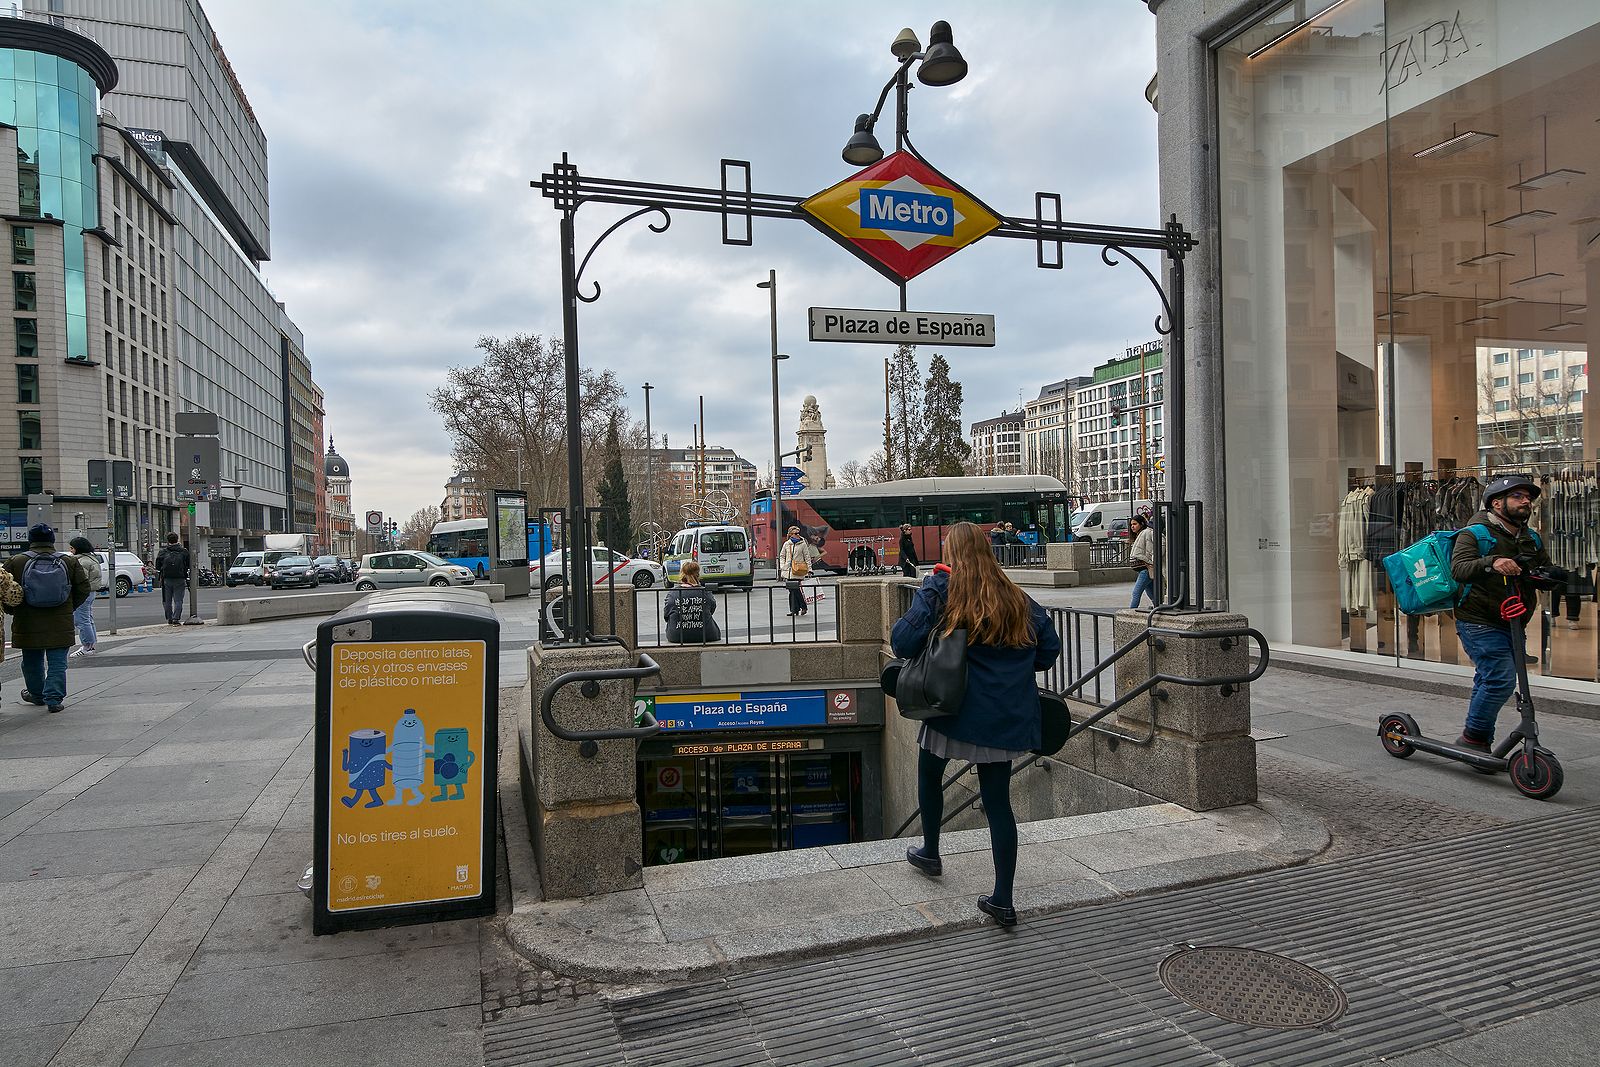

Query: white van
left=663, top=525, right=752, bottom=587
left=1069, top=500, right=1152, bottom=542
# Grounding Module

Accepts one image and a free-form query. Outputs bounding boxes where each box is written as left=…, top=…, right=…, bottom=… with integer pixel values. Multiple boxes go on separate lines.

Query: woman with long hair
left=891, top=522, right=1062, bottom=925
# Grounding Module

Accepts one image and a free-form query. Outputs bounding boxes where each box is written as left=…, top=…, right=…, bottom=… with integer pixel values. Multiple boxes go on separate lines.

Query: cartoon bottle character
left=430, top=727, right=476, bottom=801
left=389, top=709, right=431, bottom=806
left=340, top=728, right=389, bottom=808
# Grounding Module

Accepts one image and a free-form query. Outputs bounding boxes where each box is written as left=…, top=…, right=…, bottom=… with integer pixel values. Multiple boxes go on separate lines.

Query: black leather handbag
left=1033, top=690, right=1074, bottom=756
left=890, top=627, right=968, bottom=720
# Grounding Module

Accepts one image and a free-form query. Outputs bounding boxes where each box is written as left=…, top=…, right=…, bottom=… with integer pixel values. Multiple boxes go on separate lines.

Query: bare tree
left=836, top=459, right=869, bottom=487
left=428, top=334, right=625, bottom=513
left=398, top=506, right=442, bottom=549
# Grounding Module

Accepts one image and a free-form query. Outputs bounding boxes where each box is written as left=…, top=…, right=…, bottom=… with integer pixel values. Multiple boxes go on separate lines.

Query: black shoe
left=20, top=690, right=44, bottom=706
left=978, top=895, right=1017, bottom=927
left=905, top=846, right=942, bottom=877
left=47, top=704, right=62, bottom=714
left=1456, top=733, right=1492, bottom=753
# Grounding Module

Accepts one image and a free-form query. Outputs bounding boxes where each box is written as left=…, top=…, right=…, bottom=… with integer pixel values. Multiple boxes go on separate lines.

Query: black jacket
left=898, top=532, right=918, bottom=567
left=664, top=585, right=720, bottom=643
left=1449, top=510, right=1549, bottom=628
left=156, top=544, right=190, bottom=581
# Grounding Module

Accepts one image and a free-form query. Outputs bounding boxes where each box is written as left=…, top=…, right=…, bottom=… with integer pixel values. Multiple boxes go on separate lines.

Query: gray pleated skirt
left=918, top=722, right=1028, bottom=764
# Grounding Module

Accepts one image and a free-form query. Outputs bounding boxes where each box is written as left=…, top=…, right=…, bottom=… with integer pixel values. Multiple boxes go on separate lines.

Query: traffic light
left=1109, top=405, right=1123, bottom=428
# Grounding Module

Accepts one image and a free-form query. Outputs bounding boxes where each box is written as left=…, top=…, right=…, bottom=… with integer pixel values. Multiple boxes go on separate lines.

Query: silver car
left=353, top=550, right=475, bottom=591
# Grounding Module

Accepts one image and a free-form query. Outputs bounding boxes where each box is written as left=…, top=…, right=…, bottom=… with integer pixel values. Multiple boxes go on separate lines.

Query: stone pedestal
left=1080, top=610, right=1258, bottom=810
left=524, top=643, right=644, bottom=899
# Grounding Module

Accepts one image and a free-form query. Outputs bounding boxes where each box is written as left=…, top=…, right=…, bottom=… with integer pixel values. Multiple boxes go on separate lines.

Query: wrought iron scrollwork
left=1100, top=243, right=1174, bottom=337
left=573, top=205, right=672, bottom=304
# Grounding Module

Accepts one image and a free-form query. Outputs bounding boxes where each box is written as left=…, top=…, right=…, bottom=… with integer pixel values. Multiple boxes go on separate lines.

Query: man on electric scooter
left=1449, top=474, right=1555, bottom=754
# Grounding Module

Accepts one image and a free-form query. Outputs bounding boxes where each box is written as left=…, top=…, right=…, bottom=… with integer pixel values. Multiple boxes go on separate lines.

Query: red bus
left=750, top=475, right=1074, bottom=572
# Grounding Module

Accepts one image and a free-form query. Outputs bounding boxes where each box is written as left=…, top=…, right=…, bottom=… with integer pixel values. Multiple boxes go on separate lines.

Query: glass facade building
left=1156, top=0, right=1600, bottom=689
left=0, top=43, right=100, bottom=361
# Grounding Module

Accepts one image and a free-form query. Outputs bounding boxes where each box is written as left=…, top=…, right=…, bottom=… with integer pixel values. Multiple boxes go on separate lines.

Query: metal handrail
left=540, top=653, right=663, bottom=744
left=890, top=624, right=1270, bottom=838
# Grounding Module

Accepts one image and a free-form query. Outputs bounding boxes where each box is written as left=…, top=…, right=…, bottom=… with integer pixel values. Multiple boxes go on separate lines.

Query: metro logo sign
left=800, top=151, right=1001, bottom=283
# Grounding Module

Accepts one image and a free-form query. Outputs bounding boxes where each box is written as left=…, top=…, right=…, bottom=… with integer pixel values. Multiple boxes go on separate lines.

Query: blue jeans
left=1454, top=620, right=1518, bottom=740
left=21, top=646, right=69, bottom=706
left=1130, top=568, right=1155, bottom=608
left=73, top=599, right=96, bottom=649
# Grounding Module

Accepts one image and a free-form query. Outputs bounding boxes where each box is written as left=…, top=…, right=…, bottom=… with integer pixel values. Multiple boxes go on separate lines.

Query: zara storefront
left=1150, top=0, right=1600, bottom=688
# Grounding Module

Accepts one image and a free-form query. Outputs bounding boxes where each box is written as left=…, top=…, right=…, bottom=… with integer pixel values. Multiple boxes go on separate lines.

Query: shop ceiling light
left=1414, top=123, right=1498, bottom=159
left=1479, top=260, right=1522, bottom=309
left=1456, top=284, right=1496, bottom=326
left=1509, top=234, right=1562, bottom=287
left=1510, top=116, right=1586, bottom=191
left=1247, top=0, right=1351, bottom=59
left=1458, top=210, right=1515, bottom=266
left=1493, top=166, right=1558, bottom=228
left=1393, top=253, right=1437, bottom=302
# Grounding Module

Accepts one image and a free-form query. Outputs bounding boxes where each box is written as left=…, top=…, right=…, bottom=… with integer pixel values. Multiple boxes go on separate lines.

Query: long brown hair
left=938, top=522, right=1035, bottom=647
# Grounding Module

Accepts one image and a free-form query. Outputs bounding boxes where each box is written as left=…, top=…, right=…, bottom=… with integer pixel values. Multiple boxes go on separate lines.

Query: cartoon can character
left=430, top=727, right=476, bottom=801
left=340, top=728, right=389, bottom=808
left=389, top=709, right=432, bottom=806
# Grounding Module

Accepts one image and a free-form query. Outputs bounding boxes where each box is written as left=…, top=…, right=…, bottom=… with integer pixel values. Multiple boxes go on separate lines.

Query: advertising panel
left=492, top=491, right=529, bottom=566
left=325, top=640, right=487, bottom=914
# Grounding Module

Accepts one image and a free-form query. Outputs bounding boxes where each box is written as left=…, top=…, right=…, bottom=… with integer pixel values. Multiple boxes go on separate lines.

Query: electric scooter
left=1379, top=589, right=1564, bottom=800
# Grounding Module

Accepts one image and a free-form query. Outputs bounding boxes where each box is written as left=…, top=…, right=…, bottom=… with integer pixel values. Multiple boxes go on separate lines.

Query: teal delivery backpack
left=1383, top=531, right=1462, bottom=615
left=1383, top=525, right=1542, bottom=616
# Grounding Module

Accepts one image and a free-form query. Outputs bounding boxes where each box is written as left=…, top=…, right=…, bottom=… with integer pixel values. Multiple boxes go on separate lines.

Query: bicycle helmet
left=1482, top=473, right=1540, bottom=508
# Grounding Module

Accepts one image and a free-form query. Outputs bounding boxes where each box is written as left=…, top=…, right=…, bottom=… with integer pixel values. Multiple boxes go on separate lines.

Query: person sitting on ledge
left=664, top=559, right=721, bottom=644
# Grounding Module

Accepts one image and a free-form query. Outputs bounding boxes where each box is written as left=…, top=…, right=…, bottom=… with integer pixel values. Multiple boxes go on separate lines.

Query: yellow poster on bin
left=326, top=639, right=486, bottom=912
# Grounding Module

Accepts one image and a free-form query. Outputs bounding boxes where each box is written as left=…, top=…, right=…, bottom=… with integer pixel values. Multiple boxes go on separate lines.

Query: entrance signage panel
left=672, top=739, right=809, bottom=756
left=799, top=151, right=1001, bottom=283
left=638, top=689, right=859, bottom=732
left=808, top=307, right=995, bottom=347
left=324, top=640, right=487, bottom=917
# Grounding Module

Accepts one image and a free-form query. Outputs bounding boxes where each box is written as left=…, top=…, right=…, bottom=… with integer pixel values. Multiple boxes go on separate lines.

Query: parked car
left=92, top=550, right=149, bottom=598
left=353, top=550, right=475, bottom=591
left=1105, top=517, right=1133, bottom=540
left=311, top=555, right=348, bottom=582
left=531, top=547, right=667, bottom=593
left=266, top=555, right=319, bottom=590
left=227, top=551, right=265, bottom=587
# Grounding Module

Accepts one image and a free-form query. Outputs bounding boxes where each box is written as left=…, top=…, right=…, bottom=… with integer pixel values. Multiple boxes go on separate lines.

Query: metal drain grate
left=1159, top=945, right=1347, bottom=1029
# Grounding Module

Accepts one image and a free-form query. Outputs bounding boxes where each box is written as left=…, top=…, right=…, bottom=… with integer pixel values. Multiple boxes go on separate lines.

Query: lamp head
left=841, top=113, right=884, bottom=166
left=917, top=20, right=967, bottom=86
left=890, top=28, right=920, bottom=60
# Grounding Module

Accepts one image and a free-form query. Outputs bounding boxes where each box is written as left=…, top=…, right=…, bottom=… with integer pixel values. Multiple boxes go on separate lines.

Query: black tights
left=917, top=747, right=1017, bottom=907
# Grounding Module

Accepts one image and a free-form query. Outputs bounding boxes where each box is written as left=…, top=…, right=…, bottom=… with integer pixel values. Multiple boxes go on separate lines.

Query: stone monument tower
left=796, top=395, right=832, bottom=490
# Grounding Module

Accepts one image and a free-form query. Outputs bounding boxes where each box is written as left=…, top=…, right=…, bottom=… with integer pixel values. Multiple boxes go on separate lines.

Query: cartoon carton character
left=340, top=729, right=389, bottom=808
left=431, top=727, right=476, bottom=802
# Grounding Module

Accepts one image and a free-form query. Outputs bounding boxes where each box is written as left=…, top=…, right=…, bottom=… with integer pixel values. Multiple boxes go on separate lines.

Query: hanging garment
left=1339, top=487, right=1373, bottom=612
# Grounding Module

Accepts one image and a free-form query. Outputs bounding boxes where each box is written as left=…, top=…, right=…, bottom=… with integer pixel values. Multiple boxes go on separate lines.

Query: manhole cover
left=1159, top=946, right=1346, bottom=1029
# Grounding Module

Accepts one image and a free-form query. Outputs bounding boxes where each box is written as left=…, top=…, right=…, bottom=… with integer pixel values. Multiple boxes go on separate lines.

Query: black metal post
left=1166, top=246, right=1189, bottom=608
left=559, top=211, right=588, bottom=642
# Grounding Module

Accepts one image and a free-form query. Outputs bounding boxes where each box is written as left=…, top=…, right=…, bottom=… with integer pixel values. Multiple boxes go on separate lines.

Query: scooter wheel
left=1379, top=713, right=1418, bottom=759
left=1509, top=750, right=1563, bottom=800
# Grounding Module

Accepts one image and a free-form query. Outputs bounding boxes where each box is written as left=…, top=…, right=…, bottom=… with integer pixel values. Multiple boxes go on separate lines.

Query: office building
left=1024, top=375, right=1091, bottom=490
left=1066, top=342, right=1165, bottom=502
left=969, top=410, right=1024, bottom=476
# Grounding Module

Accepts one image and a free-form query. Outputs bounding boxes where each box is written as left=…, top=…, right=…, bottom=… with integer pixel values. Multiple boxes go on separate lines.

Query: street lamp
left=642, top=381, right=654, bottom=549
left=839, top=21, right=969, bottom=166
left=757, top=270, right=786, bottom=567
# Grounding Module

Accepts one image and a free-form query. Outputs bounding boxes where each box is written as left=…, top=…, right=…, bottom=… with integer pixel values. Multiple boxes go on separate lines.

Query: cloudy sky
left=206, top=1, right=1160, bottom=525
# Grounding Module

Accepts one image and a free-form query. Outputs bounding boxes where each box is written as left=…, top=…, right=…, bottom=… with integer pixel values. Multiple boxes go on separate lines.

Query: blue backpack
left=1383, top=524, right=1542, bottom=616
left=21, top=550, right=72, bottom=608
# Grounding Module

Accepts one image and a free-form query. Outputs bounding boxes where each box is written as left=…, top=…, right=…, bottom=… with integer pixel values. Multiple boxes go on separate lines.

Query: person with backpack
left=67, top=536, right=103, bottom=656
left=4, top=524, right=91, bottom=713
left=1449, top=474, right=1553, bottom=753
left=155, top=532, right=191, bottom=624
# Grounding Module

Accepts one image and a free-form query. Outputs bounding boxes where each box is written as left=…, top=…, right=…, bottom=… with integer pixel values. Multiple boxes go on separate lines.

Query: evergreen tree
left=916, top=352, right=971, bottom=476
left=596, top=412, right=633, bottom=550
left=887, top=343, right=923, bottom=479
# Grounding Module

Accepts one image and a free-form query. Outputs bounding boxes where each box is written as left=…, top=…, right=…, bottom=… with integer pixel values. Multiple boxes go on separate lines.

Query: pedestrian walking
left=664, top=559, right=721, bottom=644
left=1450, top=474, right=1553, bottom=752
left=891, top=521, right=1062, bottom=926
left=778, top=526, right=821, bottom=617
left=155, top=532, right=190, bottom=624
left=68, top=536, right=102, bottom=656
left=898, top=523, right=919, bottom=578
left=0, top=564, right=20, bottom=698
left=5, top=524, right=91, bottom=713
left=1128, top=515, right=1158, bottom=608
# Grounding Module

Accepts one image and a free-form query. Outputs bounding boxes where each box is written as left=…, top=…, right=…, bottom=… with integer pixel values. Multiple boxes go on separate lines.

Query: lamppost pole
left=757, top=271, right=785, bottom=568
left=559, top=210, right=590, bottom=641
left=642, top=381, right=654, bottom=549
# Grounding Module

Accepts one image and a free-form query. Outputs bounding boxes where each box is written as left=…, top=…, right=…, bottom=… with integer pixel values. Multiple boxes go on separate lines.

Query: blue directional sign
left=780, top=466, right=805, bottom=479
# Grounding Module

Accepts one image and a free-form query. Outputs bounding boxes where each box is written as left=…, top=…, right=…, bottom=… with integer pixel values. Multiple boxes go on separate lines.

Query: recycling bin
left=311, top=588, right=499, bottom=935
